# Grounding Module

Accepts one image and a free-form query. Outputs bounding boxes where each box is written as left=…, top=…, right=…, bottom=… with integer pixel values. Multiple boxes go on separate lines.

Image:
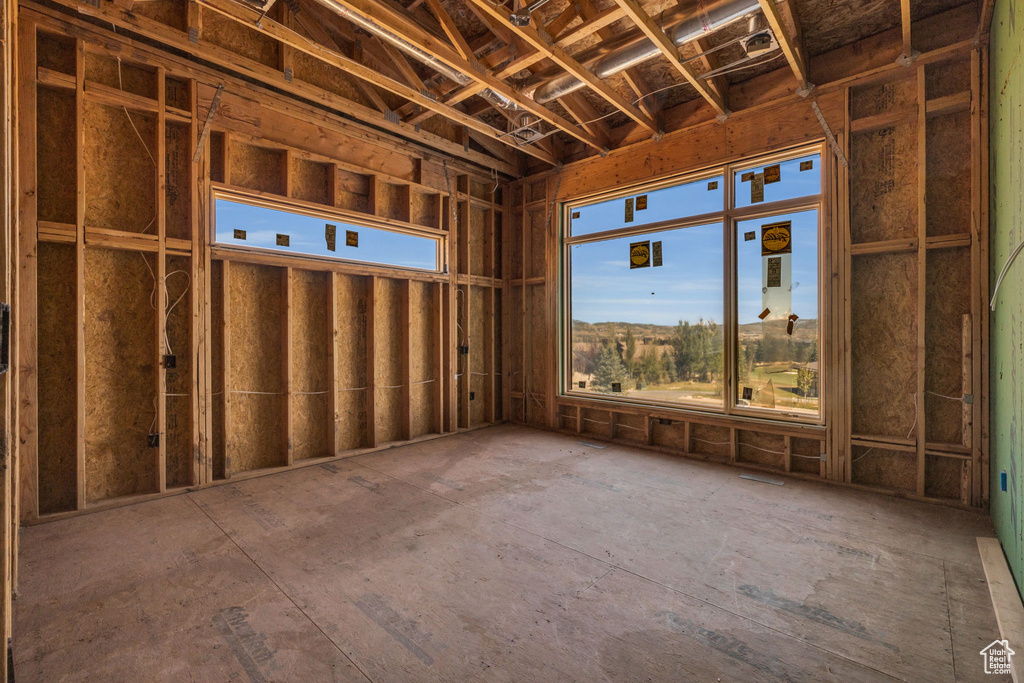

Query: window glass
left=733, top=153, right=821, bottom=209
left=734, top=209, right=819, bottom=415
left=570, top=175, right=724, bottom=236
left=569, top=224, right=724, bottom=407
left=214, top=197, right=439, bottom=271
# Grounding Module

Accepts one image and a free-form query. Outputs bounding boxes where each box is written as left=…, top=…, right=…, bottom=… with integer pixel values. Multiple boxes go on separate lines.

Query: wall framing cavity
left=17, top=9, right=507, bottom=522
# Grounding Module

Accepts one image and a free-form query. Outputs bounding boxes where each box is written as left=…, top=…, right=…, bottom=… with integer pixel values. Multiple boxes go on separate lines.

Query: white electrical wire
left=990, top=239, right=1024, bottom=310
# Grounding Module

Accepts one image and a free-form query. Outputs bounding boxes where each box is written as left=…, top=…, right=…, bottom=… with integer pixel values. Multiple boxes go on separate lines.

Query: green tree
left=623, top=326, right=637, bottom=377
left=592, top=342, right=628, bottom=392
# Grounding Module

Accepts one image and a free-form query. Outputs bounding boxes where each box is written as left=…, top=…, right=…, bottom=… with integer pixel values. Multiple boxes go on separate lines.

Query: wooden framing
left=507, top=20, right=989, bottom=508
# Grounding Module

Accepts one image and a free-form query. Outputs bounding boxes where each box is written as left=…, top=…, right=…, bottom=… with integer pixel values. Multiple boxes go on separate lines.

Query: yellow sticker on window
left=761, top=221, right=792, bottom=256
left=630, top=241, right=650, bottom=269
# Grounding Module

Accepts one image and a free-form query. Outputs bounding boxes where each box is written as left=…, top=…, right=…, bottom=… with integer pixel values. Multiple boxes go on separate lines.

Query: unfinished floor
left=14, top=425, right=1006, bottom=682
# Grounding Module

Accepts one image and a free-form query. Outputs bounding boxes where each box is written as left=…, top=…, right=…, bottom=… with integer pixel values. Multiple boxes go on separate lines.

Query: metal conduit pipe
left=530, top=0, right=762, bottom=104
left=302, top=0, right=521, bottom=111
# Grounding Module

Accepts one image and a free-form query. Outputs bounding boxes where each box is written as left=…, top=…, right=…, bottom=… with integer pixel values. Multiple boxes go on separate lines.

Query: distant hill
left=571, top=319, right=818, bottom=343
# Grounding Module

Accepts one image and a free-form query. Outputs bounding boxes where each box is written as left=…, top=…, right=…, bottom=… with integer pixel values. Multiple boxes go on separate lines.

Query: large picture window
left=563, top=145, right=824, bottom=422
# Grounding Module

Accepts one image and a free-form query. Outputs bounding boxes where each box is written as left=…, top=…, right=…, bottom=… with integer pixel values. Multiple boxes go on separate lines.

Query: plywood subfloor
left=14, top=425, right=1006, bottom=682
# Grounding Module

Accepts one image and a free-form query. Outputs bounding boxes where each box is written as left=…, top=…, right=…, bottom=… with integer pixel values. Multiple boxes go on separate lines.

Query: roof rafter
left=609, top=0, right=728, bottom=117
left=462, top=0, right=659, bottom=132
left=305, top=0, right=606, bottom=153
left=757, top=0, right=809, bottom=90
left=196, top=0, right=559, bottom=164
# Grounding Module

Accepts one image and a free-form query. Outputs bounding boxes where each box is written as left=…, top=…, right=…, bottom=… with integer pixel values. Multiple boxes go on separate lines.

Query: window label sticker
left=708, top=180, right=719, bottom=191
left=767, top=256, right=782, bottom=288
left=325, top=224, right=337, bottom=251
left=571, top=211, right=581, bottom=219
left=652, top=241, right=663, bottom=267
left=233, top=229, right=247, bottom=240
left=744, top=231, right=756, bottom=242
left=800, top=160, right=814, bottom=171
left=741, top=171, right=755, bottom=182
left=751, top=173, right=765, bottom=203
left=630, top=240, right=651, bottom=269
left=578, top=380, right=586, bottom=388
left=625, top=197, right=635, bottom=222
left=764, top=164, right=782, bottom=184
left=636, top=195, right=648, bottom=210
left=276, top=234, right=290, bottom=247
left=761, top=220, right=792, bottom=255
left=346, top=230, right=358, bottom=247
left=611, top=382, right=622, bottom=393
left=742, top=386, right=753, bottom=401
left=758, top=307, right=771, bottom=320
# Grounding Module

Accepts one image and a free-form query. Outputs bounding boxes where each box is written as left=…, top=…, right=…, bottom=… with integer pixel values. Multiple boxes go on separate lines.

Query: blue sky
left=215, top=198, right=438, bottom=271
left=569, top=210, right=818, bottom=327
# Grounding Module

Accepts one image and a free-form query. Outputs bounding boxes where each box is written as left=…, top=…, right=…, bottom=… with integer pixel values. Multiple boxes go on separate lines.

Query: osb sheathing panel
left=335, top=274, right=369, bottom=451
left=791, top=437, right=824, bottom=475
left=526, top=284, right=547, bottom=425
left=851, top=252, right=918, bottom=438
left=925, top=58, right=971, bottom=100
left=84, top=101, right=157, bottom=233
left=526, top=208, right=547, bottom=279
left=493, top=291, right=503, bottom=421
left=493, top=212, right=503, bottom=281
left=165, top=122, right=191, bottom=241
left=925, top=454, right=968, bottom=500
left=851, top=445, right=916, bottom=494
left=651, top=420, right=687, bottom=451
left=689, top=423, right=731, bottom=463
left=37, top=243, right=77, bottom=514
left=84, top=248, right=157, bottom=503
left=738, top=430, right=786, bottom=469
left=375, top=278, right=402, bottom=443
left=409, top=281, right=437, bottom=438
left=210, top=132, right=225, bottom=184
left=581, top=408, right=613, bottom=439
left=850, top=75, right=916, bottom=120
left=336, top=168, right=369, bottom=213
left=470, top=204, right=489, bottom=277
left=850, top=122, right=918, bottom=243
left=375, top=182, right=409, bottom=222
left=37, top=86, right=76, bottom=224
left=470, top=287, right=486, bottom=426
left=410, top=192, right=438, bottom=230
left=291, top=269, right=331, bottom=461
left=165, top=76, right=190, bottom=112
left=211, top=262, right=225, bottom=479
left=506, top=287, right=523, bottom=393
left=926, top=110, right=971, bottom=237
left=228, top=262, right=284, bottom=473
left=292, top=51, right=371, bottom=108
left=132, top=0, right=187, bottom=31
left=37, top=31, right=75, bottom=75
left=230, top=142, right=284, bottom=196
left=418, top=115, right=462, bottom=146
left=201, top=7, right=280, bottom=68
left=925, top=247, right=970, bottom=445
left=165, top=255, right=193, bottom=488
left=290, top=158, right=330, bottom=206
left=84, top=53, right=157, bottom=100
left=507, top=215, right=523, bottom=281
left=614, top=412, right=646, bottom=444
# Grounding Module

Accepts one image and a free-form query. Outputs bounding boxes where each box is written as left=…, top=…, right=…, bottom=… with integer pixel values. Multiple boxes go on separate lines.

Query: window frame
left=560, top=142, right=826, bottom=425
left=210, top=186, right=447, bottom=274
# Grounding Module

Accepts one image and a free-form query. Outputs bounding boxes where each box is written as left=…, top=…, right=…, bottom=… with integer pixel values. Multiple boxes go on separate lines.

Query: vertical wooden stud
left=329, top=272, right=340, bottom=455
left=282, top=267, right=293, bottom=466
left=400, top=279, right=412, bottom=440
left=915, top=63, right=927, bottom=498
left=366, top=275, right=377, bottom=448
left=75, top=39, right=87, bottom=509
left=156, top=66, right=167, bottom=493
left=221, top=260, right=232, bottom=478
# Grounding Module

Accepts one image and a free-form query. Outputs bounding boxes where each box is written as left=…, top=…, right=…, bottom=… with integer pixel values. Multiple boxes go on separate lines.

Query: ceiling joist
left=757, top=0, right=810, bottom=91
left=609, top=0, right=728, bottom=118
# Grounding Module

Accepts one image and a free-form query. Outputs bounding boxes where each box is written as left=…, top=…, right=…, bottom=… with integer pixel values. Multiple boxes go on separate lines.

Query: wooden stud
left=434, top=281, right=444, bottom=434
left=900, top=0, right=913, bottom=59
left=915, top=63, right=927, bottom=498
left=75, top=39, right=87, bottom=510
left=757, top=0, right=809, bottom=90
left=400, top=279, right=412, bottom=440
left=328, top=272, right=340, bottom=455
left=156, top=66, right=168, bottom=493
left=221, top=260, right=232, bottom=478
left=366, top=275, right=377, bottom=448
left=283, top=267, right=293, bottom=466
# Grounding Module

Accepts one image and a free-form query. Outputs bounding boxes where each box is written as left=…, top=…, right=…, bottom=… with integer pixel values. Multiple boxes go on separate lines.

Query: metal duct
left=531, top=0, right=762, bottom=104
left=302, top=0, right=520, bottom=111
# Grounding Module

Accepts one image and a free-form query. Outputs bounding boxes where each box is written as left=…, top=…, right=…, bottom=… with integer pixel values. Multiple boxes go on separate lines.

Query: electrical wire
left=990, top=238, right=1024, bottom=310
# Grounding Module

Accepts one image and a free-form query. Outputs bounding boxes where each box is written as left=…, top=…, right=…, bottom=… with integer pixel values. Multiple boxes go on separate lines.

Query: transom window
left=563, top=145, right=824, bottom=422
left=213, top=191, right=443, bottom=273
